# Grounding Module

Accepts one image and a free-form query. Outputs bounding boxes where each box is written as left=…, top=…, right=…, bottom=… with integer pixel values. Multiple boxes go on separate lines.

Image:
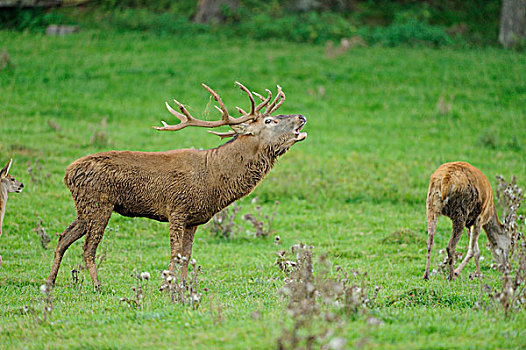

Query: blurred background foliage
left=0, top=0, right=508, bottom=46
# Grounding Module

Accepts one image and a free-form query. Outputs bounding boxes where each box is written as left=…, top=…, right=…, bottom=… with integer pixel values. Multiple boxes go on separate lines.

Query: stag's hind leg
left=47, top=218, right=87, bottom=286
left=423, top=214, right=439, bottom=280
left=446, top=218, right=465, bottom=281
left=82, top=204, right=114, bottom=290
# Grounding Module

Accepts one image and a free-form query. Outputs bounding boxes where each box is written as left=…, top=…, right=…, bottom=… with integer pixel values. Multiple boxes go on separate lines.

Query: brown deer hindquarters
left=423, top=162, right=510, bottom=281
left=47, top=82, right=306, bottom=289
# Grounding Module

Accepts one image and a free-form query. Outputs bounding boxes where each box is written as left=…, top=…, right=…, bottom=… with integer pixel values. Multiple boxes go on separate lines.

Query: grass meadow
left=0, top=29, right=525, bottom=349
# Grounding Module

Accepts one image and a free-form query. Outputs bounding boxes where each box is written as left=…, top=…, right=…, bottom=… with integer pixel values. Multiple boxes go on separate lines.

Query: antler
left=154, top=82, right=286, bottom=135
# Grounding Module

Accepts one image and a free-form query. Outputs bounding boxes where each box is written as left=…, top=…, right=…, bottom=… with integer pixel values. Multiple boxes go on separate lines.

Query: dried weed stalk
left=208, top=293, right=223, bottom=326
left=275, top=242, right=380, bottom=350
left=90, top=117, right=110, bottom=147
left=35, top=214, right=51, bottom=250
left=482, top=175, right=525, bottom=315
left=0, top=50, right=14, bottom=71
left=119, top=271, right=150, bottom=309
left=27, top=159, right=43, bottom=183
left=243, top=197, right=279, bottom=238
left=21, top=283, right=54, bottom=324
left=71, top=267, right=85, bottom=286
left=208, top=202, right=241, bottom=239
left=160, top=255, right=202, bottom=310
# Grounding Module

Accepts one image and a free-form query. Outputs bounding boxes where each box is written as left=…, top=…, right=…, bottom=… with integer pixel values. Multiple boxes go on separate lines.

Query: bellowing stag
left=47, top=82, right=307, bottom=289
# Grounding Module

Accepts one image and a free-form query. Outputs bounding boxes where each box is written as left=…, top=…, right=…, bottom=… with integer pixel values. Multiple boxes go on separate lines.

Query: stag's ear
left=230, top=123, right=254, bottom=136
left=0, top=159, right=12, bottom=178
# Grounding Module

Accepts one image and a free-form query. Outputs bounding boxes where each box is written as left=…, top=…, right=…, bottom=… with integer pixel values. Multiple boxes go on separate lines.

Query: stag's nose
left=298, top=115, right=306, bottom=123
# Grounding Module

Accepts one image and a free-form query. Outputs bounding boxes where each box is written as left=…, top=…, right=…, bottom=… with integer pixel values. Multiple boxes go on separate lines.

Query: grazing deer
left=47, top=82, right=307, bottom=289
left=423, top=162, right=510, bottom=281
left=0, top=159, right=24, bottom=267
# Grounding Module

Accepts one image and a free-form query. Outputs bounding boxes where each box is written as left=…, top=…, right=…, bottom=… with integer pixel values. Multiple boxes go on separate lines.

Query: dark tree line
left=195, top=0, right=526, bottom=48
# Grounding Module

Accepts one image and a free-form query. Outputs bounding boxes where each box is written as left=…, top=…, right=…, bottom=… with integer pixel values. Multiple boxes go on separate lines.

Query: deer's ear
left=231, top=123, right=254, bottom=136
left=0, top=159, right=12, bottom=178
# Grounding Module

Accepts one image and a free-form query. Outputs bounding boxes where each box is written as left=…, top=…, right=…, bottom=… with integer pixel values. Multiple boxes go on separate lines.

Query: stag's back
left=64, top=149, right=207, bottom=221
left=427, top=162, right=495, bottom=226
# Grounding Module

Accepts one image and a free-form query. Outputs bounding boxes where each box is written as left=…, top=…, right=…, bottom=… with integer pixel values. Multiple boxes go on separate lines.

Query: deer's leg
left=47, top=217, right=87, bottom=286
left=423, top=214, right=439, bottom=280
left=454, top=224, right=482, bottom=276
left=446, top=218, right=465, bottom=281
left=168, top=213, right=185, bottom=274
left=181, top=226, right=197, bottom=281
left=82, top=205, right=113, bottom=291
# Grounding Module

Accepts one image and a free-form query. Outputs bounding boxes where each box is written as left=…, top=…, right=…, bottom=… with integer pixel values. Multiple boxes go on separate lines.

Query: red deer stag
left=47, top=82, right=307, bottom=289
left=423, top=162, right=510, bottom=281
left=0, top=159, right=24, bottom=267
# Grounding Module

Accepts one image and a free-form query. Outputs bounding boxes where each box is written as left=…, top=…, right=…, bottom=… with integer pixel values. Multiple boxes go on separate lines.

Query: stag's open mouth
left=294, top=120, right=307, bottom=141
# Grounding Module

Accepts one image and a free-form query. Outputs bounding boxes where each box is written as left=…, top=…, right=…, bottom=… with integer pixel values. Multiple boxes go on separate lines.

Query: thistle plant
left=21, top=283, right=54, bottom=324
left=160, top=255, right=203, bottom=310
left=208, top=202, right=241, bottom=239
left=483, top=175, right=525, bottom=316
left=119, top=271, right=150, bottom=309
left=243, top=197, right=279, bottom=238
left=275, top=243, right=381, bottom=350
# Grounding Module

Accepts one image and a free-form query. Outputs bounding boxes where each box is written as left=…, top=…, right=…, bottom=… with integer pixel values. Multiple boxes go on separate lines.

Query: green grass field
left=1, top=29, right=525, bottom=349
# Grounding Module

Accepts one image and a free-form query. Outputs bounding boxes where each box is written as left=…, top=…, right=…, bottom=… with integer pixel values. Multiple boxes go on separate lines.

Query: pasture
left=0, top=29, right=525, bottom=349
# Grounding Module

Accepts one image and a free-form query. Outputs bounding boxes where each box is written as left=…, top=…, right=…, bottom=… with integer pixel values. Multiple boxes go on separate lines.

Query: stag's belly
left=113, top=204, right=168, bottom=222
left=441, top=189, right=482, bottom=228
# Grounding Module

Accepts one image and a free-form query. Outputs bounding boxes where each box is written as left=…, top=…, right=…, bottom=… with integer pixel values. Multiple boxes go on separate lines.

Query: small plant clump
left=90, top=117, right=110, bottom=147
left=208, top=197, right=280, bottom=239
left=159, top=254, right=203, bottom=310
left=275, top=242, right=381, bottom=350
left=21, top=283, right=54, bottom=324
left=482, top=175, right=525, bottom=315
left=119, top=271, right=150, bottom=309
left=243, top=197, right=279, bottom=238
left=35, top=214, right=51, bottom=250
left=208, top=202, right=241, bottom=239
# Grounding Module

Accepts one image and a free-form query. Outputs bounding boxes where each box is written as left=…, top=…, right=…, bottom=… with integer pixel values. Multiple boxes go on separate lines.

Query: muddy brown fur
left=47, top=83, right=307, bottom=290
left=423, top=162, right=510, bottom=280
left=0, top=159, right=24, bottom=268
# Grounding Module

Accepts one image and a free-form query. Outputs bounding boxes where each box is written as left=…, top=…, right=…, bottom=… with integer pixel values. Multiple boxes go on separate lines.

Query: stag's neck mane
left=205, top=135, right=278, bottom=206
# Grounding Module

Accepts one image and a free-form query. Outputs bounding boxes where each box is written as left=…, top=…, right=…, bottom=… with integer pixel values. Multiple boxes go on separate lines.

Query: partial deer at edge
left=423, top=161, right=510, bottom=281
left=0, top=159, right=24, bottom=267
left=47, top=82, right=307, bottom=290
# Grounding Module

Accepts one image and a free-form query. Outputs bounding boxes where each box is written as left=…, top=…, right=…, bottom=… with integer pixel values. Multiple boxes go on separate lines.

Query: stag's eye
left=264, top=118, right=272, bottom=124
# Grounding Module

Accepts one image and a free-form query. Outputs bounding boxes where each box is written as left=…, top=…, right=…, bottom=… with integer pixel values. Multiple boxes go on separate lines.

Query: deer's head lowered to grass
left=0, top=159, right=24, bottom=267
left=47, top=82, right=307, bottom=290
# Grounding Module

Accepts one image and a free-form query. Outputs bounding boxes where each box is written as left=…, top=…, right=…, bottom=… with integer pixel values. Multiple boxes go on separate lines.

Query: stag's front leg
left=168, top=214, right=185, bottom=274
left=181, top=226, right=197, bottom=281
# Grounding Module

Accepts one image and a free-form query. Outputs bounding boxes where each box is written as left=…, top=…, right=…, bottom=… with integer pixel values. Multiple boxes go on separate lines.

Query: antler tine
left=165, top=101, right=188, bottom=122
left=208, top=130, right=237, bottom=139
left=236, top=106, right=248, bottom=115
left=154, top=83, right=258, bottom=132
left=268, top=88, right=286, bottom=115
left=265, top=85, right=283, bottom=115
left=202, top=83, right=230, bottom=123
left=153, top=100, right=195, bottom=131
left=255, top=89, right=272, bottom=113
left=235, top=81, right=255, bottom=116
